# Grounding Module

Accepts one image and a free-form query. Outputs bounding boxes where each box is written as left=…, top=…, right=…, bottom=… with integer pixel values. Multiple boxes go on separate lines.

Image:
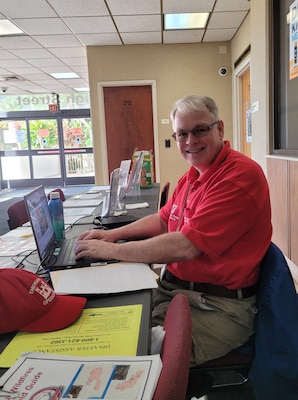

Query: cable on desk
left=65, top=214, right=97, bottom=231
left=92, top=216, right=109, bottom=229
left=11, top=249, right=38, bottom=269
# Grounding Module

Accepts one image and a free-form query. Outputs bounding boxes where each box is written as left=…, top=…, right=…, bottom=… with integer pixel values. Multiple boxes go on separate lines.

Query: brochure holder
left=125, top=151, right=144, bottom=198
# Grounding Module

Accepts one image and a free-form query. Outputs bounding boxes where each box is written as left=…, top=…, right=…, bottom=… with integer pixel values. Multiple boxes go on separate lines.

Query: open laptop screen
left=24, top=185, right=56, bottom=265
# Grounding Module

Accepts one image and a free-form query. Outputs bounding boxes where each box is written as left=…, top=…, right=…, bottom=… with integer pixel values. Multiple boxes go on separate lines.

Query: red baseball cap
left=0, top=269, right=87, bottom=334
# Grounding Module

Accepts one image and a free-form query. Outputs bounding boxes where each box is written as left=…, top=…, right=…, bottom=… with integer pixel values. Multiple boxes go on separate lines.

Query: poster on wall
left=289, top=0, right=298, bottom=80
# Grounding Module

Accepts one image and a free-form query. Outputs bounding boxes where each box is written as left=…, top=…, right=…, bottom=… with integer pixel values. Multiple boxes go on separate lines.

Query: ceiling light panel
left=164, top=13, right=209, bottom=30
left=0, top=19, right=24, bottom=35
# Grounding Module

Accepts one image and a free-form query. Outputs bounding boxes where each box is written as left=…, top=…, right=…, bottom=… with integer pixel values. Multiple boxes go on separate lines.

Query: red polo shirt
left=159, top=141, right=272, bottom=289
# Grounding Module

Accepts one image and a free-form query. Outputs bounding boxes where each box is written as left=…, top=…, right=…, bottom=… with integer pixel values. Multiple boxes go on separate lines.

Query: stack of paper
left=50, top=262, right=158, bottom=295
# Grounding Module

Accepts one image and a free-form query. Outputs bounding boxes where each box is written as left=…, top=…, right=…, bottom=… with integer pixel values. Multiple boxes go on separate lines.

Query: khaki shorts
left=152, top=279, right=257, bottom=367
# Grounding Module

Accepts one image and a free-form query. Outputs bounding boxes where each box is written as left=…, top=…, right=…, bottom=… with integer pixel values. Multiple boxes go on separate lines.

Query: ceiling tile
left=115, top=15, right=161, bottom=32
left=1, top=59, right=33, bottom=68
left=203, top=28, right=237, bottom=42
left=0, top=36, right=42, bottom=49
left=0, top=0, right=57, bottom=18
left=208, top=11, right=248, bottom=29
left=32, top=35, right=82, bottom=48
left=163, top=0, right=214, bottom=13
left=49, top=47, right=87, bottom=58
left=59, top=58, right=87, bottom=66
left=0, top=50, right=19, bottom=59
left=39, top=66, right=77, bottom=74
left=107, top=0, right=160, bottom=15
left=47, top=0, right=109, bottom=17
left=163, top=29, right=204, bottom=44
left=26, top=58, right=66, bottom=67
left=76, top=33, right=122, bottom=46
left=6, top=66, right=43, bottom=74
left=9, top=48, right=54, bottom=59
left=121, top=32, right=161, bottom=45
left=64, top=17, right=116, bottom=34
left=214, top=0, right=250, bottom=12
left=13, top=18, right=71, bottom=35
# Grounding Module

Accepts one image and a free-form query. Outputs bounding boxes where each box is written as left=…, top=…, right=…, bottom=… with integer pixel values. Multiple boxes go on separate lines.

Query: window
left=273, top=0, right=298, bottom=154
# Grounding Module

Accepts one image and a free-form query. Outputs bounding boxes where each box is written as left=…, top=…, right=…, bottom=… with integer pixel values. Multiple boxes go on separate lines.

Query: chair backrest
left=47, top=188, right=65, bottom=202
left=7, top=199, right=29, bottom=230
left=153, top=293, right=192, bottom=400
left=249, top=242, right=298, bottom=399
left=159, top=182, right=170, bottom=209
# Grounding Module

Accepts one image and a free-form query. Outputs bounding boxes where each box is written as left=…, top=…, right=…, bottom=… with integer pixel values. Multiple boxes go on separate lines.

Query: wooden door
left=103, top=86, right=155, bottom=177
left=241, top=69, right=251, bottom=157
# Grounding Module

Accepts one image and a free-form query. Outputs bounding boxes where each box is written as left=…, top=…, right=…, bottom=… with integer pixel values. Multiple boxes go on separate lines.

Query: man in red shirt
left=75, top=94, right=272, bottom=366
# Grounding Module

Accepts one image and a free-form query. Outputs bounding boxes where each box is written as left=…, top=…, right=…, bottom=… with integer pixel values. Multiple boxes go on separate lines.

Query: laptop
left=24, top=185, right=105, bottom=271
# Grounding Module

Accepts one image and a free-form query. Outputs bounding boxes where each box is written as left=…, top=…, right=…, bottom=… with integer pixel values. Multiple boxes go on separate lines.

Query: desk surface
left=0, top=289, right=152, bottom=378
left=0, top=184, right=159, bottom=378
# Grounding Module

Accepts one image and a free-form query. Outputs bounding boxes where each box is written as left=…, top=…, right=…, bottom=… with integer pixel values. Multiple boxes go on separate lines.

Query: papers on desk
left=63, top=206, right=97, bottom=216
left=0, top=305, right=143, bottom=368
left=125, top=202, right=149, bottom=209
left=0, top=227, right=35, bottom=257
left=63, top=198, right=103, bottom=207
left=50, top=262, right=158, bottom=295
left=86, top=185, right=110, bottom=194
left=72, top=192, right=105, bottom=200
left=0, top=352, right=162, bottom=400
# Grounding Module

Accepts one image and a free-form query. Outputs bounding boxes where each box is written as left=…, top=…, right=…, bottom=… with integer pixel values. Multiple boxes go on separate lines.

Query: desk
left=0, top=290, right=152, bottom=378
left=0, top=184, right=160, bottom=378
left=68, top=184, right=160, bottom=225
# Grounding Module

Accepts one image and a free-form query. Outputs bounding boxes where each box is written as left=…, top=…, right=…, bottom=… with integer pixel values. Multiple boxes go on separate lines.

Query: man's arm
left=77, top=213, right=167, bottom=242
left=75, top=230, right=202, bottom=264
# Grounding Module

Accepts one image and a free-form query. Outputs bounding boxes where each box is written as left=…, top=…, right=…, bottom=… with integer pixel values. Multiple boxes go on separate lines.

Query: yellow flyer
left=0, top=304, right=142, bottom=368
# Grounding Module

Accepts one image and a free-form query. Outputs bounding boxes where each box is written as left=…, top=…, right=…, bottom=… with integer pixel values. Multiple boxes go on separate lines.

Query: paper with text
left=0, top=305, right=142, bottom=368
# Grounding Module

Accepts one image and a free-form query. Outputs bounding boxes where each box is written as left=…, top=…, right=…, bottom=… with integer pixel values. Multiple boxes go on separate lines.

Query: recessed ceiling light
left=50, top=72, right=80, bottom=79
left=0, top=19, right=24, bottom=35
left=74, top=87, right=90, bottom=92
left=164, top=13, right=209, bottom=30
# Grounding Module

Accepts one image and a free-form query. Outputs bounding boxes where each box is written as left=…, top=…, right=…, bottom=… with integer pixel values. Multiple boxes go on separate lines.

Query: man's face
left=173, top=109, right=224, bottom=174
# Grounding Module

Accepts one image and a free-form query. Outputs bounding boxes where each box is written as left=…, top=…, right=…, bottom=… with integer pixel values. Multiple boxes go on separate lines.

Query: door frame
left=233, top=56, right=251, bottom=153
left=98, top=80, right=160, bottom=185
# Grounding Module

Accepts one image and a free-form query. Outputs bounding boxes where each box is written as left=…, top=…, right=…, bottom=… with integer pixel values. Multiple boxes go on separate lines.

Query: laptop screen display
left=24, top=185, right=56, bottom=264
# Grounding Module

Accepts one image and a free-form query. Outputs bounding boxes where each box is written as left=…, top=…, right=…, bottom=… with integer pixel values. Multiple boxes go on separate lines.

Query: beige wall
left=87, top=0, right=271, bottom=190
left=87, top=43, right=232, bottom=190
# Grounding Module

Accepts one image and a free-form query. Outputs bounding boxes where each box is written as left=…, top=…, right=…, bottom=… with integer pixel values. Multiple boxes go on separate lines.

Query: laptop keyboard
left=56, top=237, right=77, bottom=265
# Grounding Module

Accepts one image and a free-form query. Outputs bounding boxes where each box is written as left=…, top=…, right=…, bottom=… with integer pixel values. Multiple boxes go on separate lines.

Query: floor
left=190, top=370, right=255, bottom=400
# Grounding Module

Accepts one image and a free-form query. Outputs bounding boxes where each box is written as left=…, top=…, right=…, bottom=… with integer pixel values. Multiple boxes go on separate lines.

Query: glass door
left=62, top=116, right=94, bottom=185
left=0, top=109, right=95, bottom=189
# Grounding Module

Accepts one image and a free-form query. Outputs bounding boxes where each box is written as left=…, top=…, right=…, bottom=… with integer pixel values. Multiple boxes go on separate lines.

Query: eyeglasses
left=172, top=120, right=219, bottom=142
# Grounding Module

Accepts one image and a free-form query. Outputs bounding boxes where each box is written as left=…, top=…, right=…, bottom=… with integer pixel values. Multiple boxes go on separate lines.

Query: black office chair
left=159, top=182, right=170, bottom=209
left=187, top=242, right=292, bottom=399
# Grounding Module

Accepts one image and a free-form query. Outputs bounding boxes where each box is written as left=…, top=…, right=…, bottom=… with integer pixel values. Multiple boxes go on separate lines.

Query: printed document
left=50, top=262, right=158, bottom=295
left=0, top=305, right=142, bottom=368
left=0, top=352, right=162, bottom=400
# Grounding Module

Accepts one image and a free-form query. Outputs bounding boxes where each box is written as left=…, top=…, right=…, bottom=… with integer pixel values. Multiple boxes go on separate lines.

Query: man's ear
left=217, top=120, right=224, bottom=139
